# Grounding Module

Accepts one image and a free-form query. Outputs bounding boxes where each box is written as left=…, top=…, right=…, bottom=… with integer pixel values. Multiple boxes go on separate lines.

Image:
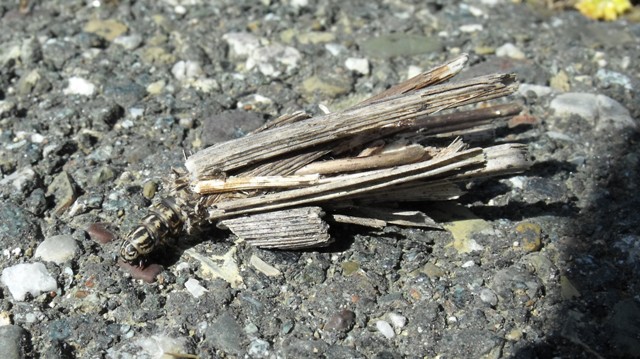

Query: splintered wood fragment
left=218, top=207, right=332, bottom=249
left=358, top=54, right=469, bottom=106
left=194, top=174, right=321, bottom=193
left=294, top=144, right=427, bottom=175
left=333, top=207, right=442, bottom=229
left=185, top=71, right=518, bottom=179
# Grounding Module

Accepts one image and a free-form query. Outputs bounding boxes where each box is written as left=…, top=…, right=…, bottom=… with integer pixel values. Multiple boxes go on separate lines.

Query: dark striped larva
left=119, top=197, right=185, bottom=265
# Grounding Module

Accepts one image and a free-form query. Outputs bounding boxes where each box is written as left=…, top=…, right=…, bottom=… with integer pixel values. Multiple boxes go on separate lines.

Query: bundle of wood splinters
left=119, top=53, right=531, bottom=264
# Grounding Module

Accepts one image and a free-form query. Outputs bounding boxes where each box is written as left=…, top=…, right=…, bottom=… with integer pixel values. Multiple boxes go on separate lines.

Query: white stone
left=35, top=235, right=78, bottom=264
left=248, top=338, right=270, bottom=358
left=246, top=44, right=302, bottom=78
left=192, top=78, right=219, bottom=93
left=596, top=69, right=632, bottom=90
left=30, top=133, right=45, bottom=143
left=1, top=262, right=58, bottom=301
left=496, top=43, right=525, bottom=60
left=388, top=313, right=407, bottom=329
left=171, top=60, right=203, bottom=82
left=376, top=320, right=395, bottom=339
left=222, top=32, right=262, bottom=59
left=459, top=24, right=483, bottom=33
left=479, top=0, right=503, bottom=5
left=289, top=0, right=309, bottom=8
left=467, top=5, right=485, bottom=17
left=113, top=34, right=143, bottom=50
left=63, top=77, right=96, bottom=96
left=132, top=335, right=191, bottom=358
left=184, top=278, right=208, bottom=298
left=0, top=166, right=35, bottom=192
left=462, top=260, right=476, bottom=268
left=128, top=107, right=144, bottom=119
left=324, top=43, right=346, bottom=56
left=517, top=84, right=553, bottom=98
left=345, top=57, right=370, bottom=75
left=0, top=100, right=16, bottom=117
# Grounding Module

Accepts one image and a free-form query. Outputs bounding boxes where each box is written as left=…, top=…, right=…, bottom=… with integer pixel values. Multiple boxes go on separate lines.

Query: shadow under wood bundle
left=120, top=54, right=531, bottom=265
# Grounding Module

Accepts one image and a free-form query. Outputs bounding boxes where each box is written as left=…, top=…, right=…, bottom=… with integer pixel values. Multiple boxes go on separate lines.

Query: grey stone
left=205, top=312, right=246, bottom=355
left=0, top=202, right=39, bottom=243
left=479, top=288, right=499, bottom=306
left=549, top=92, right=636, bottom=132
left=324, top=309, right=356, bottom=333
left=0, top=325, right=29, bottom=359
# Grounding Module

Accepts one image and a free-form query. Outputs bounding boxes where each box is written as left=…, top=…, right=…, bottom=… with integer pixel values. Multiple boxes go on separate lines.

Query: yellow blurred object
left=575, top=0, right=632, bottom=20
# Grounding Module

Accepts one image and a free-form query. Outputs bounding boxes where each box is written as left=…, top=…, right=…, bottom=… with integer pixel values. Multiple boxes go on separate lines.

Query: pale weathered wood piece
left=218, top=206, right=332, bottom=249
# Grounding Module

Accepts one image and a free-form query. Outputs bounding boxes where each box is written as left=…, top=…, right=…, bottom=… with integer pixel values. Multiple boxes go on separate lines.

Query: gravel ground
left=1, top=0, right=639, bottom=358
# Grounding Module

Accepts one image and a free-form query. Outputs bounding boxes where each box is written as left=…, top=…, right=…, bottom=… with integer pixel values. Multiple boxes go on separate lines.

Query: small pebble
left=517, top=83, right=553, bottom=98
left=128, top=107, right=144, bottom=119
left=495, top=43, right=525, bottom=59
left=0, top=166, right=36, bottom=192
left=146, top=80, right=165, bottom=95
left=184, top=278, right=208, bottom=298
left=459, top=24, right=483, bottom=33
left=596, top=68, right=633, bottom=91
left=118, top=261, right=163, bottom=283
left=506, top=328, right=523, bottom=341
left=345, top=57, right=370, bottom=75
left=0, top=100, right=17, bottom=118
left=171, top=60, right=203, bottom=82
left=113, top=34, right=143, bottom=50
left=0, top=325, right=29, bottom=359
left=142, top=181, right=157, bottom=199
left=63, top=77, right=96, bottom=96
left=462, top=260, right=476, bottom=268
left=34, top=235, right=78, bottom=264
left=479, top=287, right=499, bottom=306
left=375, top=320, right=395, bottom=339
left=324, top=309, right=356, bottom=332
left=222, top=32, right=261, bottom=59
left=549, top=70, right=570, bottom=92
left=248, top=339, right=270, bottom=358
left=86, top=223, right=117, bottom=244
left=324, top=43, right=346, bottom=56
left=246, top=44, right=302, bottom=78
left=515, top=222, right=542, bottom=252
left=388, top=313, right=407, bottom=329
left=0, top=311, right=11, bottom=326
left=133, top=335, right=191, bottom=358
left=1, top=262, right=58, bottom=301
